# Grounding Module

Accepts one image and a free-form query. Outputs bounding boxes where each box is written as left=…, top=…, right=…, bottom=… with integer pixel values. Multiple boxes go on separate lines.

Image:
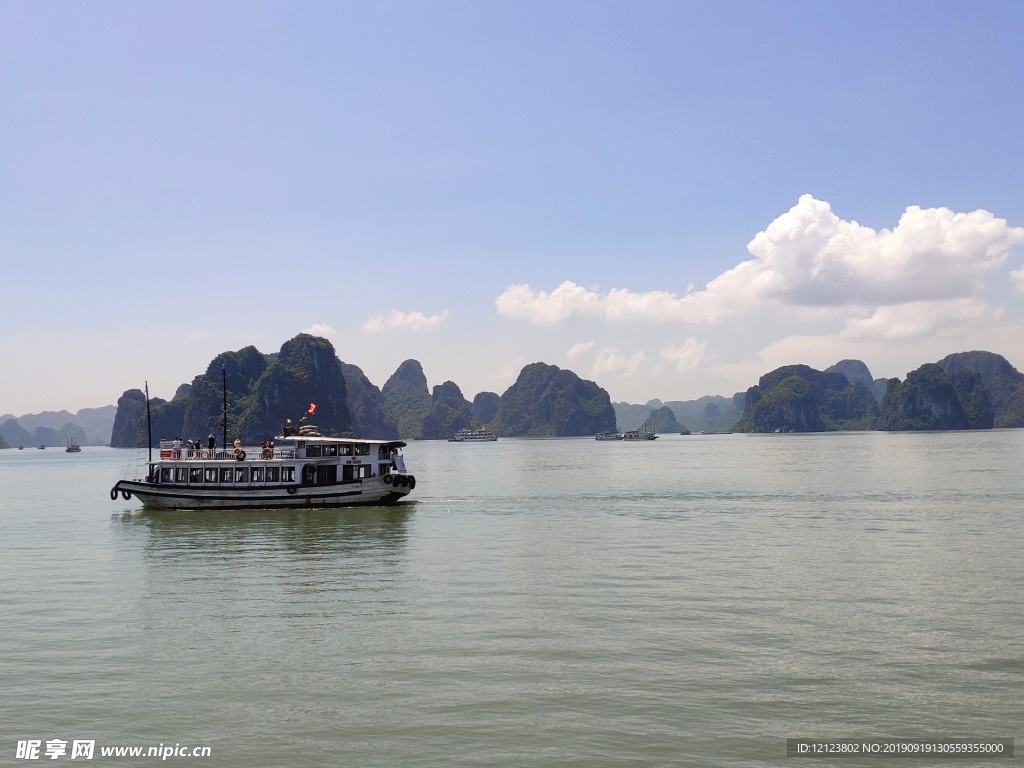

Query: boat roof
left=275, top=434, right=406, bottom=447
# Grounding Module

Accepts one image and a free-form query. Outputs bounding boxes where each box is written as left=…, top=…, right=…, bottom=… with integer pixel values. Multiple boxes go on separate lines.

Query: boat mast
left=222, top=365, right=228, bottom=450
left=145, top=380, right=153, bottom=466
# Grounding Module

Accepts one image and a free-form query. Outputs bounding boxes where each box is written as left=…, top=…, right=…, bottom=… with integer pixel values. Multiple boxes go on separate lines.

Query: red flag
left=308, top=403, right=317, bottom=415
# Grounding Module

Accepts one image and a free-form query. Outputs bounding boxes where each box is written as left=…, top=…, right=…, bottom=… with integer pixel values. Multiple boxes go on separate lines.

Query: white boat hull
left=113, top=475, right=413, bottom=511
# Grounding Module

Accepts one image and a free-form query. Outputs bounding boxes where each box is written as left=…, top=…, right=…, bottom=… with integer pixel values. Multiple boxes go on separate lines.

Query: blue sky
left=2, top=1, right=1023, bottom=413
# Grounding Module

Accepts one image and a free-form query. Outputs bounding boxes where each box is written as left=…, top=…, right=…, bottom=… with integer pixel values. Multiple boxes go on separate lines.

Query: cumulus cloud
left=494, top=196, right=1024, bottom=324
left=840, top=299, right=988, bottom=341
left=660, top=337, right=712, bottom=371
left=590, top=347, right=645, bottom=377
left=362, top=309, right=450, bottom=333
left=1012, top=265, right=1024, bottom=292
left=301, top=323, right=337, bottom=337
left=566, top=340, right=596, bottom=359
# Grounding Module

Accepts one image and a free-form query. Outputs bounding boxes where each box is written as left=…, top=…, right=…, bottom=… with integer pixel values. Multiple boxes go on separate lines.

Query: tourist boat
left=622, top=423, right=658, bottom=441
left=110, top=426, right=415, bottom=510
left=447, top=428, right=497, bottom=442
left=595, top=430, right=623, bottom=440
left=65, top=440, right=82, bottom=453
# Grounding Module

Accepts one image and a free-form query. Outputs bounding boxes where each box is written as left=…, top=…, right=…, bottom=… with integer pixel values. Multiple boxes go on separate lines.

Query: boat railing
left=158, top=448, right=296, bottom=461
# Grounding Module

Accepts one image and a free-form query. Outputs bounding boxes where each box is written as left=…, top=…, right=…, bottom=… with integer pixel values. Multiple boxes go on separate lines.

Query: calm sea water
left=1, top=432, right=1022, bottom=766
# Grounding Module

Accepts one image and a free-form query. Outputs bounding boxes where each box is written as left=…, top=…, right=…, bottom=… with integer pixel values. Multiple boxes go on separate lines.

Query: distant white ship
left=595, top=430, right=623, bottom=440
left=448, top=428, right=497, bottom=442
left=623, top=423, right=658, bottom=441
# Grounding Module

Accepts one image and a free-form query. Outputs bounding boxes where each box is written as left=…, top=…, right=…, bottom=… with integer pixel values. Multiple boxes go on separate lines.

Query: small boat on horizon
left=66, top=439, right=82, bottom=453
left=623, top=422, right=658, bottom=441
left=595, top=430, right=623, bottom=440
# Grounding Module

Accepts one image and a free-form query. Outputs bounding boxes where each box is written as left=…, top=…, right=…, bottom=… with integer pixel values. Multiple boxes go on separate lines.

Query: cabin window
left=234, top=467, right=249, bottom=484
left=175, top=467, right=188, bottom=483
left=297, top=441, right=305, bottom=448
left=302, top=465, right=316, bottom=485
left=324, top=465, right=338, bottom=484
left=355, top=444, right=370, bottom=456
left=161, top=467, right=173, bottom=483
left=204, top=468, right=218, bottom=483
left=189, top=467, right=203, bottom=484
left=282, top=466, right=295, bottom=482
left=306, top=445, right=322, bottom=458
left=251, top=467, right=265, bottom=483
left=340, top=444, right=353, bottom=456
left=342, top=464, right=370, bottom=482
left=325, top=444, right=338, bottom=456
left=266, top=466, right=280, bottom=483
left=378, top=446, right=391, bottom=458
left=220, top=467, right=233, bottom=483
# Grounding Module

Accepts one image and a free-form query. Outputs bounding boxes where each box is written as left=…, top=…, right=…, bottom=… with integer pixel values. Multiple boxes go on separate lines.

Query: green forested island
left=109, top=335, right=618, bottom=446
left=33, top=340, right=1024, bottom=450
left=731, top=351, right=1024, bottom=433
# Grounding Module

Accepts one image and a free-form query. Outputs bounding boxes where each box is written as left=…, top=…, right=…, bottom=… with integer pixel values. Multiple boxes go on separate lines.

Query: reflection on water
left=119, top=503, right=414, bottom=559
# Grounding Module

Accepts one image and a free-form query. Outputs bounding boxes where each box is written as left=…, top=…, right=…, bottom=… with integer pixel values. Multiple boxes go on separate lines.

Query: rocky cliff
left=381, top=360, right=431, bottom=438
left=825, top=359, right=888, bottom=404
left=421, top=381, right=475, bottom=439
left=110, top=389, right=149, bottom=447
left=488, top=362, right=616, bottom=437
left=472, top=392, right=501, bottom=426
left=1, top=418, right=32, bottom=447
left=736, top=365, right=879, bottom=432
left=878, top=363, right=992, bottom=430
left=936, top=351, right=1024, bottom=427
left=341, top=363, right=399, bottom=439
left=235, top=335, right=353, bottom=441
left=643, top=405, right=688, bottom=434
left=112, top=335, right=356, bottom=446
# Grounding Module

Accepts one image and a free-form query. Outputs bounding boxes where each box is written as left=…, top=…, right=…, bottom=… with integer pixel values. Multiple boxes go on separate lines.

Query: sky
left=2, top=0, right=1023, bottom=413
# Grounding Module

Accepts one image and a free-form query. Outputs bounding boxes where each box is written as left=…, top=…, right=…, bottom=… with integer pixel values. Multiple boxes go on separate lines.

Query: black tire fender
left=383, top=474, right=393, bottom=485
left=407, top=475, right=416, bottom=490
left=110, top=487, right=118, bottom=501
left=121, top=490, right=132, bottom=500
left=287, top=486, right=297, bottom=495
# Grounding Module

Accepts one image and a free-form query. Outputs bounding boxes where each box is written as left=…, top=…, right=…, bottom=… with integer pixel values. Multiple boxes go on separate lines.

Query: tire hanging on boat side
left=110, top=487, right=118, bottom=501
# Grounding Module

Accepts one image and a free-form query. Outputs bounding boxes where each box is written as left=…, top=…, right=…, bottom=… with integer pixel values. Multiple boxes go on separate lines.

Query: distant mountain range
left=108, top=334, right=616, bottom=447
left=7, top=343, right=1023, bottom=451
left=0, top=405, right=116, bottom=447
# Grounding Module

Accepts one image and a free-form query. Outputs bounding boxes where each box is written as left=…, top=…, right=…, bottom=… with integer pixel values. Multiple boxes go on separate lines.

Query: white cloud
left=494, top=196, right=1024, bottom=324
left=1012, top=265, right=1024, bottom=292
left=660, top=337, right=713, bottom=371
left=566, top=340, right=596, bottom=359
left=362, top=309, right=450, bottom=333
left=840, top=299, right=988, bottom=341
left=301, top=323, right=337, bottom=337
left=590, top=347, right=645, bottom=377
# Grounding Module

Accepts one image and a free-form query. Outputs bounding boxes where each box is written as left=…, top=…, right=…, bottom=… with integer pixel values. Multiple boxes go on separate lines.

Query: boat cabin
left=148, top=436, right=407, bottom=490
